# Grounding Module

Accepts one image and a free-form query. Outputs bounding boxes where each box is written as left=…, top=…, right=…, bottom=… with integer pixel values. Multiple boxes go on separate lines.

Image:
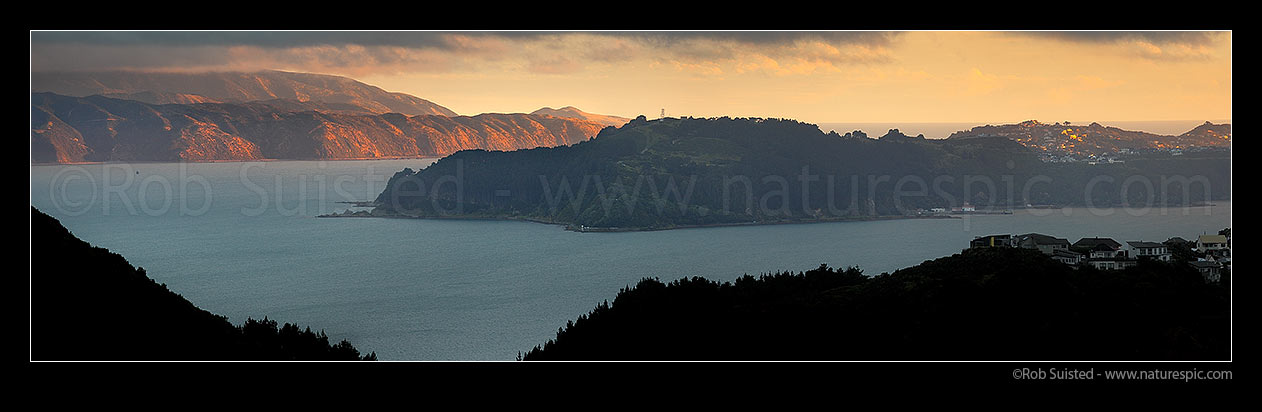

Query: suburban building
left=1018, top=233, right=1071, bottom=255
left=970, top=234, right=1016, bottom=249
left=1165, top=236, right=1191, bottom=246
left=1051, top=249, right=1084, bottom=266
left=1124, top=241, right=1171, bottom=262
left=1070, top=237, right=1137, bottom=270
left=1189, top=260, right=1223, bottom=283
left=964, top=232, right=1220, bottom=272
left=1073, top=237, right=1124, bottom=258
left=1197, top=234, right=1229, bottom=253
left=1088, top=257, right=1137, bottom=271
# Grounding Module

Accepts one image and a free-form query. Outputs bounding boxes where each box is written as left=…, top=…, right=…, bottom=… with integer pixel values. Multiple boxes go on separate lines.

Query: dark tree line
left=520, top=247, right=1229, bottom=361
left=30, top=207, right=375, bottom=361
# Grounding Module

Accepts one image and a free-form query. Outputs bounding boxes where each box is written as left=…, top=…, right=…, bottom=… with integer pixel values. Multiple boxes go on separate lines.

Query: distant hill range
left=531, top=106, right=630, bottom=128
left=31, top=70, right=458, bottom=117
left=31, top=92, right=605, bottom=163
left=947, top=120, right=1231, bottom=157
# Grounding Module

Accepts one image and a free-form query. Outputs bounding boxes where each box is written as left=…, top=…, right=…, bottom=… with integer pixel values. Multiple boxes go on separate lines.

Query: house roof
left=1052, top=249, right=1082, bottom=258
left=1020, top=233, right=1070, bottom=246
left=1088, top=256, right=1135, bottom=262
left=1166, top=237, right=1190, bottom=244
left=1126, top=241, right=1166, bottom=249
left=1188, top=260, right=1222, bottom=268
left=1074, top=237, right=1121, bottom=249
left=1198, top=235, right=1228, bottom=243
left=1090, top=243, right=1117, bottom=252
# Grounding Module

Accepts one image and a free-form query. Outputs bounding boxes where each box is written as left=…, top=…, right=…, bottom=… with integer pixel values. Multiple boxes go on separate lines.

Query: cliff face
left=31, top=93, right=605, bottom=163
left=31, top=70, right=458, bottom=117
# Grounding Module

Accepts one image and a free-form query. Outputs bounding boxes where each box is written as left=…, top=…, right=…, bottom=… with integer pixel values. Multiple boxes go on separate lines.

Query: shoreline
left=317, top=210, right=961, bottom=233
left=319, top=200, right=1227, bottom=232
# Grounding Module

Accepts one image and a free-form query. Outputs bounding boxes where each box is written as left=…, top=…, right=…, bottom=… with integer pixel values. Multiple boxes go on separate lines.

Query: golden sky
left=31, top=31, right=1231, bottom=124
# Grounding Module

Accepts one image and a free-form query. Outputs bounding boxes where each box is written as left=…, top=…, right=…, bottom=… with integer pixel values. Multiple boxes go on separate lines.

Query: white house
left=1051, top=249, right=1084, bottom=266
left=1197, top=234, right=1229, bottom=254
left=1088, top=258, right=1137, bottom=271
left=1124, top=241, right=1171, bottom=262
left=1074, top=237, right=1124, bottom=258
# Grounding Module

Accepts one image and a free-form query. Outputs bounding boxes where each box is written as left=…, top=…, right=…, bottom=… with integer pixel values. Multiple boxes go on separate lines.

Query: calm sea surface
left=30, top=159, right=1232, bottom=360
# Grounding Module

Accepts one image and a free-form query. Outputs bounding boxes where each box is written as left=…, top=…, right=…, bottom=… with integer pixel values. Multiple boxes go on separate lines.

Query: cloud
left=620, top=31, right=899, bottom=49
left=1006, top=31, right=1227, bottom=61
left=628, top=31, right=900, bottom=64
left=525, top=55, right=582, bottom=75
left=29, top=31, right=906, bottom=76
left=1016, top=31, right=1221, bottom=46
left=1073, top=75, right=1123, bottom=90
left=1128, top=40, right=1217, bottom=61
left=963, top=68, right=1003, bottom=96
left=669, top=60, right=725, bottom=77
left=29, top=31, right=549, bottom=50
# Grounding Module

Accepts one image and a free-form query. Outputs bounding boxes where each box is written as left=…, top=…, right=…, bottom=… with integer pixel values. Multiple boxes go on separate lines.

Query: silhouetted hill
left=31, top=70, right=457, bottom=116
left=31, top=92, right=605, bottom=162
left=521, top=247, right=1229, bottom=360
left=369, top=116, right=1229, bottom=230
left=29, top=207, right=375, bottom=361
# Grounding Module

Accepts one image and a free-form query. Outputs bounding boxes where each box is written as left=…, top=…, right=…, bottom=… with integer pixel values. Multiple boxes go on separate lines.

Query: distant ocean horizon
left=817, top=119, right=1232, bottom=140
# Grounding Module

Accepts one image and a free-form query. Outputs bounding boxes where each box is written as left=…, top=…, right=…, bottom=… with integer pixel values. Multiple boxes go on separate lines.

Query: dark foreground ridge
left=29, top=207, right=375, bottom=361
left=521, top=247, right=1230, bottom=361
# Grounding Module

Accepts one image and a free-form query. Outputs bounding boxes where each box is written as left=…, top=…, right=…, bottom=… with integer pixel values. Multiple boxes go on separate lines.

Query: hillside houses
left=1073, top=237, right=1123, bottom=256
left=968, top=229, right=1230, bottom=283
left=1018, top=233, right=1070, bottom=255
left=970, top=234, right=1016, bottom=249
left=1197, top=234, right=1230, bottom=256
left=1125, top=241, right=1171, bottom=262
left=1189, top=261, right=1224, bottom=283
left=1190, top=232, right=1231, bottom=281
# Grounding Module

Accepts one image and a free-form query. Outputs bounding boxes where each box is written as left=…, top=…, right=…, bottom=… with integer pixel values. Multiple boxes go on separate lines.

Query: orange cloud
left=962, top=68, right=1003, bottom=96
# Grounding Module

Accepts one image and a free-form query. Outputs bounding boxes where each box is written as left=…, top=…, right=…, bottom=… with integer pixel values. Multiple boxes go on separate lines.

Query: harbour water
left=30, top=159, right=1232, bottom=360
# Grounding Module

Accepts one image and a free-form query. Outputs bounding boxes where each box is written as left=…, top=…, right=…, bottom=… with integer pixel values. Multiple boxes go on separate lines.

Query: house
left=1018, top=233, right=1070, bottom=255
left=1124, top=241, right=1171, bottom=262
left=1197, top=234, right=1228, bottom=251
left=1086, top=244, right=1121, bottom=259
left=1073, top=237, right=1123, bottom=257
left=1072, top=237, right=1135, bottom=270
left=970, top=234, right=1015, bottom=249
left=1189, top=260, right=1223, bottom=283
left=1051, top=249, right=1084, bottom=266
left=1165, top=236, right=1191, bottom=246
left=1088, top=257, right=1137, bottom=271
